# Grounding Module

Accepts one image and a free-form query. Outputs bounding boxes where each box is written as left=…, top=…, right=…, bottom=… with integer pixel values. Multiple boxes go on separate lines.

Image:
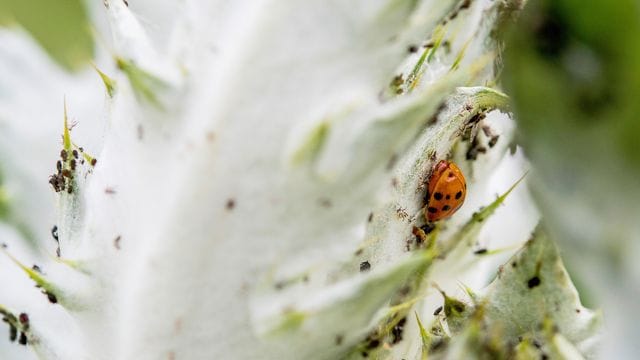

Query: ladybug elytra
left=424, top=160, right=466, bottom=222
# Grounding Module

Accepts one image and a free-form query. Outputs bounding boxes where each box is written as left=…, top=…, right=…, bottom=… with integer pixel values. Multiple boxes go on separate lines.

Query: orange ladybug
left=424, top=160, right=466, bottom=222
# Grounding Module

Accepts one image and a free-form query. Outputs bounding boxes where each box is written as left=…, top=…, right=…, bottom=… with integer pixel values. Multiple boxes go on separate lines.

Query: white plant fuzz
left=0, top=0, right=603, bottom=359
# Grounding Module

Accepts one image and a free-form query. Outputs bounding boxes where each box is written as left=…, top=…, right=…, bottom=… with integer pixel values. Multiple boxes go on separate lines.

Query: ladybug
left=424, top=160, right=466, bottom=222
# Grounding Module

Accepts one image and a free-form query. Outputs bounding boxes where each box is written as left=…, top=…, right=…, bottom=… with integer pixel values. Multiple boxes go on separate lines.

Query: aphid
left=9, top=325, right=17, bottom=342
left=396, top=206, right=409, bottom=220
left=359, top=261, right=371, bottom=272
left=391, top=317, right=407, bottom=344
left=226, top=198, right=236, bottom=210
left=18, top=332, right=27, bottom=345
left=18, top=313, right=29, bottom=327
left=424, top=160, right=466, bottom=222
left=49, top=174, right=65, bottom=192
left=51, top=225, right=58, bottom=241
left=527, top=276, right=541, bottom=289
left=46, top=292, right=58, bottom=304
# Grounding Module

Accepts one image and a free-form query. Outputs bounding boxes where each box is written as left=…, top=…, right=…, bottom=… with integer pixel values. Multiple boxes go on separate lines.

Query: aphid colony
left=1, top=310, right=30, bottom=346
left=48, top=147, right=97, bottom=194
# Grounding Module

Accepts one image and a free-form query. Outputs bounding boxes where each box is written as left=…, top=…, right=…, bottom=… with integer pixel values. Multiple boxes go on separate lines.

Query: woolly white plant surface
left=0, top=0, right=603, bottom=359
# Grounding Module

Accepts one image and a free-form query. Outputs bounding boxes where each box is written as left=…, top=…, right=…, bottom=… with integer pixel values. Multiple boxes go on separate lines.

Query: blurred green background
left=0, top=0, right=93, bottom=70
left=503, top=0, right=640, bottom=309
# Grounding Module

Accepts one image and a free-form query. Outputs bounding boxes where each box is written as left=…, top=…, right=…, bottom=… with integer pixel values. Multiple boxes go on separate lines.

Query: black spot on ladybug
left=527, top=276, right=541, bottom=288
left=447, top=171, right=455, bottom=178
left=442, top=205, right=450, bottom=211
left=445, top=194, right=451, bottom=200
left=433, top=306, right=443, bottom=315
left=360, top=261, right=371, bottom=272
left=455, top=191, right=462, bottom=199
left=427, top=207, right=438, bottom=214
left=434, top=192, right=443, bottom=200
